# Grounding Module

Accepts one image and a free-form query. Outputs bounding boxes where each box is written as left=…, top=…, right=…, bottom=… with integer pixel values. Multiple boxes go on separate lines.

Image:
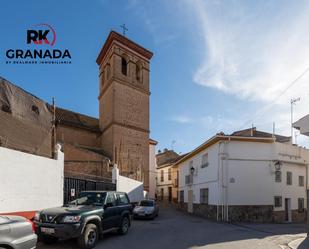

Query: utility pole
left=290, top=97, right=300, bottom=144
left=51, top=97, right=56, bottom=159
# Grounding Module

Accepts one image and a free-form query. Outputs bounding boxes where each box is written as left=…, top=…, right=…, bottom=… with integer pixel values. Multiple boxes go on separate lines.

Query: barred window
left=274, top=196, right=282, bottom=207
left=200, top=188, right=209, bottom=204
left=275, top=171, right=282, bottom=182
left=179, top=190, right=184, bottom=203
left=298, top=198, right=305, bottom=212
left=287, top=172, right=292, bottom=185
left=299, top=176, right=304, bottom=187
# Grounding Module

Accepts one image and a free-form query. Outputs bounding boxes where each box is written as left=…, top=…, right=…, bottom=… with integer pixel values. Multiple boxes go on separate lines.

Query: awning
left=293, top=114, right=309, bottom=136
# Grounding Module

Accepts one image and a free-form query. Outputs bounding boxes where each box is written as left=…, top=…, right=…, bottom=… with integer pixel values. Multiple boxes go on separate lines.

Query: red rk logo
left=27, top=24, right=56, bottom=46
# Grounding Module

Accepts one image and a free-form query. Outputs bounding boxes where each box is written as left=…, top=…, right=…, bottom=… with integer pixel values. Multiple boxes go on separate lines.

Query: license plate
left=138, top=212, right=145, bottom=216
left=41, top=227, right=55, bottom=234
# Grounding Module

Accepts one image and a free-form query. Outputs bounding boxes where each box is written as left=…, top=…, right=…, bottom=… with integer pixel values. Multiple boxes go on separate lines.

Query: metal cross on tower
left=120, top=24, right=128, bottom=36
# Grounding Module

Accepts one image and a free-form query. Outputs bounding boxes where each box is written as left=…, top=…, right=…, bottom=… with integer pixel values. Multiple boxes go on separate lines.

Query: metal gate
left=64, top=177, right=116, bottom=204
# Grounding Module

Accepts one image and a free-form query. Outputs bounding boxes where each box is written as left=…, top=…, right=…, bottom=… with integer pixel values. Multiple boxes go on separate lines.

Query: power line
left=239, top=66, right=309, bottom=129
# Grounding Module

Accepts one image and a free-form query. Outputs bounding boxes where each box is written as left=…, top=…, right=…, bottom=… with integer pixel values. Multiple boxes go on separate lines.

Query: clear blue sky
left=2, top=0, right=309, bottom=154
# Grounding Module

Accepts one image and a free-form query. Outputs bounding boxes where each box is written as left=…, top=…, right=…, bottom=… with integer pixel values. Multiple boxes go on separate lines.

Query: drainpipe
left=221, top=140, right=230, bottom=222
left=217, top=141, right=223, bottom=221
left=225, top=138, right=230, bottom=222
left=306, top=163, right=309, bottom=233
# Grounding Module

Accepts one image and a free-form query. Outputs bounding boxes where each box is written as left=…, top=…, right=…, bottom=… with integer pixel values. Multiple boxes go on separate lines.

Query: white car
left=133, top=200, right=159, bottom=219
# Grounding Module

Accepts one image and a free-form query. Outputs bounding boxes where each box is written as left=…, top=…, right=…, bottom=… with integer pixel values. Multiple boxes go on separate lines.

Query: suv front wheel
left=118, top=216, right=130, bottom=235
left=78, top=223, right=98, bottom=249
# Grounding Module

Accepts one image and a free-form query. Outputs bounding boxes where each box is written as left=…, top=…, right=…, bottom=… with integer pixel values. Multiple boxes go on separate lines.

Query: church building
left=0, top=31, right=156, bottom=195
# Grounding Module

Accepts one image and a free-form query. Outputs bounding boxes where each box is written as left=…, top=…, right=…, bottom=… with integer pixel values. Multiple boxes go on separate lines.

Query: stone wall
left=292, top=210, right=307, bottom=223
left=177, top=202, right=307, bottom=223
left=273, top=210, right=307, bottom=223
left=228, top=205, right=273, bottom=223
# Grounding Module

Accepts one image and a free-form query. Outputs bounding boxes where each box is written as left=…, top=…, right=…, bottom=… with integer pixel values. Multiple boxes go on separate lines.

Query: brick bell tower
left=96, top=31, right=153, bottom=191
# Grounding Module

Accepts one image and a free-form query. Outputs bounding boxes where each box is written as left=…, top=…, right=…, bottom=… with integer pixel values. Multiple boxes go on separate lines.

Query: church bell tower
left=96, top=31, right=153, bottom=190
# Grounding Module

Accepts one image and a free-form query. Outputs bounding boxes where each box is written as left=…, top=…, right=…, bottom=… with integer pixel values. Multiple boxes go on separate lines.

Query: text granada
left=6, top=49, right=71, bottom=59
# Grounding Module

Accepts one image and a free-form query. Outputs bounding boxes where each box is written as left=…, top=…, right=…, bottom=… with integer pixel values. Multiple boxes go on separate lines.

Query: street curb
left=287, top=237, right=306, bottom=249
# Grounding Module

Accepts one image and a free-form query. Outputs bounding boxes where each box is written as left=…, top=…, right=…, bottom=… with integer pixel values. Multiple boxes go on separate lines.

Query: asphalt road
left=37, top=207, right=306, bottom=249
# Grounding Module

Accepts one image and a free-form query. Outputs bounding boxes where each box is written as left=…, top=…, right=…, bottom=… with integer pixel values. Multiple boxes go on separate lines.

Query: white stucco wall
left=149, top=143, right=157, bottom=199
left=112, top=165, right=144, bottom=203
left=178, top=139, right=309, bottom=211
left=178, top=143, right=219, bottom=205
left=0, top=146, right=64, bottom=213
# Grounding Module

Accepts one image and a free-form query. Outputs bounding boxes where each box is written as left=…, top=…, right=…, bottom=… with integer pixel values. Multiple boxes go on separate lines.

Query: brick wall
left=57, top=125, right=101, bottom=148
left=63, top=143, right=111, bottom=180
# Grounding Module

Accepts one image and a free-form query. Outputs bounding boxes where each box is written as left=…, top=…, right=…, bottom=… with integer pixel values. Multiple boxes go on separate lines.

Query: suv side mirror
left=104, top=202, right=113, bottom=209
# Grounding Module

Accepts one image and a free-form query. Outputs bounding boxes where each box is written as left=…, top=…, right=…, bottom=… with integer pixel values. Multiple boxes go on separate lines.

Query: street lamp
left=290, top=97, right=300, bottom=144
left=190, top=166, right=195, bottom=175
left=274, top=161, right=282, bottom=171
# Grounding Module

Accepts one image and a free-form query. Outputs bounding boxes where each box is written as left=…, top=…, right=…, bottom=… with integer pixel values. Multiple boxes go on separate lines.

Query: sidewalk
left=288, top=236, right=309, bottom=249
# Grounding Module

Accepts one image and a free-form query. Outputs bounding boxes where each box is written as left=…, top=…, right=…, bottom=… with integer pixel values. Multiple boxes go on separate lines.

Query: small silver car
left=133, top=200, right=159, bottom=219
left=0, top=215, right=37, bottom=249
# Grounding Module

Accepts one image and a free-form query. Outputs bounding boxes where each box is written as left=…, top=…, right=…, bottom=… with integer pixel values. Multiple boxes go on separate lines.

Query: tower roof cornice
left=96, top=31, right=153, bottom=65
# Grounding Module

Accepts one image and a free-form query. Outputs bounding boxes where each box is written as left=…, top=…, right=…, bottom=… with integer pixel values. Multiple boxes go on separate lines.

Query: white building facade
left=157, top=163, right=174, bottom=202
left=176, top=134, right=309, bottom=223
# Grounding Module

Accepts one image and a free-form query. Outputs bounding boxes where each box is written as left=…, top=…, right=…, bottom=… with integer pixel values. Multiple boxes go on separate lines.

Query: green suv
left=34, top=191, right=133, bottom=249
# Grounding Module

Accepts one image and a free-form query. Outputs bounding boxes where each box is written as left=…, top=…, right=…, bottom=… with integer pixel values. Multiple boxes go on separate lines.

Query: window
left=200, top=188, right=209, bottom=204
left=121, top=57, right=127, bottom=75
left=116, top=193, right=129, bottom=205
left=161, top=170, right=164, bottom=182
left=275, top=171, right=282, bottom=182
left=299, top=176, right=305, bottom=186
left=168, top=168, right=172, bottom=180
left=201, top=153, right=209, bottom=168
left=298, top=198, right=305, bottom=212
left=179, top=190, right=184, bottom=203
left=105, top=193, right=116, bottom=206
left=274, top=196, right=282, bottom=207
left=287, top=172, right=292, bottom=185
left=31, top=105, right=39, bottom=115
left=136, top=63, right=142, bottom=82
left=140, top=200, right=154, bottom=207
left=1, top=104, right=11, bottom=114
